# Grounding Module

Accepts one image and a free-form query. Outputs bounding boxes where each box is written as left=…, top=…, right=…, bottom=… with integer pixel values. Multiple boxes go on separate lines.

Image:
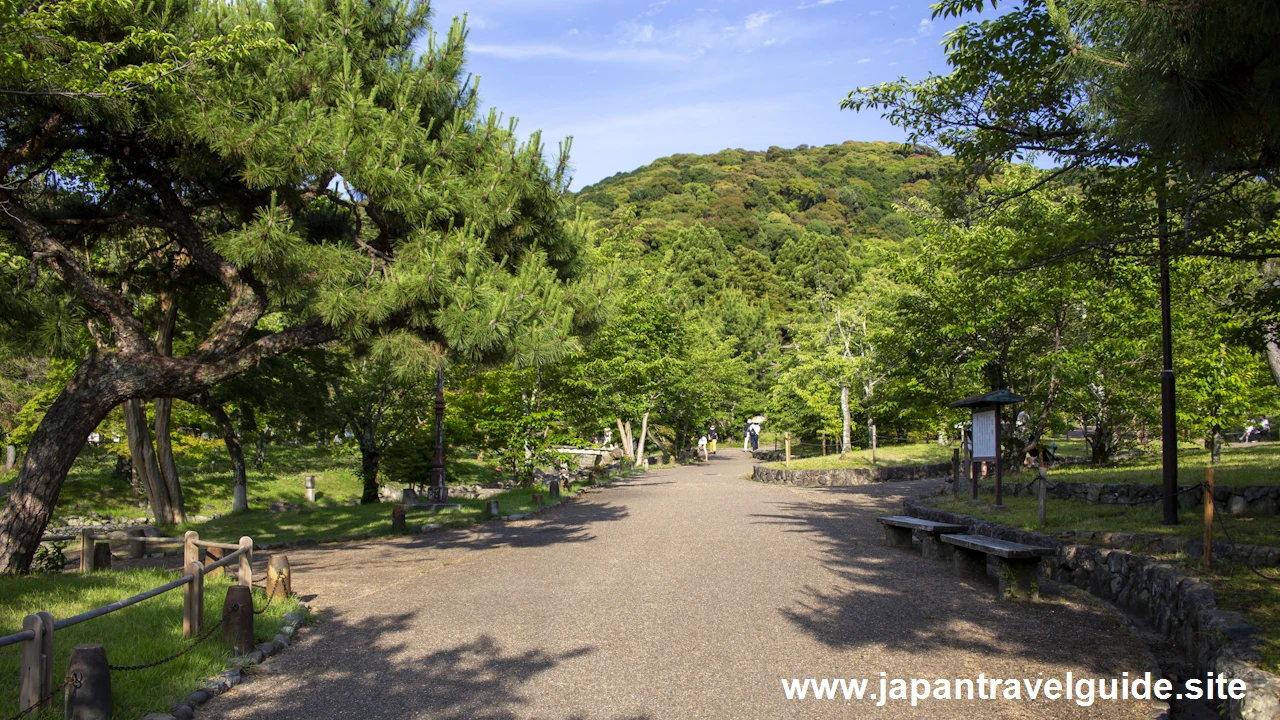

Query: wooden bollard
left=951, top=448, right=960, bottom=498
left=237, top=537, right=253, bottom=588
left=19, top=614, right=45, bottom=714
left=548, top=479, right=561, bottom=500
left=1204, top=466, right=1215, bottom=568
left=64, top=644, right=111, bottom=720
left=785, top=432, right=792, bottom=467
left=486, top=499, right=500, bottom=517
left=92, top=542, right=111, bottom=572
left=304, top=475, right=316, bottom=503
left=532, top=493, right=544, bottom=506
left=183, top=561, right=204, bottom=638
left=79, top=529, right=93, bottom=574
left=183, top=530, right=200, bottom=568
left=126, top=528, right=146, bottom=559
left=221, top=586, right=255, bottom=654
left=391, top=504, right=406, bottom=532
left=266, top=555, right=291, bottom=600
left=1038, top=465, right=1048, bottom=527
left=203, top=546, right=225, bottom=578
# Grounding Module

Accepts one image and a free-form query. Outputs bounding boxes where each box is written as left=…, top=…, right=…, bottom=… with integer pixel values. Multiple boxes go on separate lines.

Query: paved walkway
left=201, top=449, right=1153, bottom=719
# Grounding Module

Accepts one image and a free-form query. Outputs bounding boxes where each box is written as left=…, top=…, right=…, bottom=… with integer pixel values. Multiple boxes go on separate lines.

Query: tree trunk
left=615, top=418, right=634, bottom=461
left=636, top=411, right=650, bottom=466
left=200, top=398, right=248, bottom=512
left=3, top=445, right=14, bottom=473
left=358, top=421, right=380, bottom=504
left=151, top=292, right=184, bottom=521
left=0, top=356, right=123, bottom=573
left=868, top=411, right=877, bottom=464
left=125, top=399, right=177, bottom=525
left=1211, top=427, right=1222, bottom=465
left=840, top=385, right=851, bottom=457
left=153, top=398, right=185, bottom=521
left=1266, top=337, right=1280, bottom=390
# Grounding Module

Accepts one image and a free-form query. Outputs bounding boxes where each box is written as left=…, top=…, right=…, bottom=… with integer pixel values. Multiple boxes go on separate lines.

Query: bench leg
left=952, top=547, right=988, bottom=582
left=920, top=534, right=954, bottom=562
left=883, top=525, right=914, bottom=549
left=998, top=558, right=1042, bottom=601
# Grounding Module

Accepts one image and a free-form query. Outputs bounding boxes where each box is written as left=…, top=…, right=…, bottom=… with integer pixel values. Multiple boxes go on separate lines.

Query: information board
left=971, top=409, right=997, bottom=460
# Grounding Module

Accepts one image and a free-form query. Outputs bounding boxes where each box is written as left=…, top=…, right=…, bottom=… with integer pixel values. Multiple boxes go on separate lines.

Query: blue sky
left=425, top=0, right=970, bottom=189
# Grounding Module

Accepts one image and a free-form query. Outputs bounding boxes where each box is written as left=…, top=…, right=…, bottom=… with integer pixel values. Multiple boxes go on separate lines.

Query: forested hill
left=574, top=140, right=948, bottom=264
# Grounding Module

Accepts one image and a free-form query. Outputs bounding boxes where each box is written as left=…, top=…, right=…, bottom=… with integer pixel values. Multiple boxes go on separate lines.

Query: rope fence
left=1, top=530, right=296, bottom=718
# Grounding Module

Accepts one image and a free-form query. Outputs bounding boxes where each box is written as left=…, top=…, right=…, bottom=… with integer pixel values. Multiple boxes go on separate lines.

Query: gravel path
left=199, top=449, right=1153, bottom=719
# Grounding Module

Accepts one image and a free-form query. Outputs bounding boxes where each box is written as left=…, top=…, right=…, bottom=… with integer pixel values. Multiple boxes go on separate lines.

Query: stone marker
left=486, top=499, right=500, bottom=517
left=304, top=475, right=316, bottom=503
left=65, top=644, right=111, bottom=720
left=548, top=479, right=560, bottom=500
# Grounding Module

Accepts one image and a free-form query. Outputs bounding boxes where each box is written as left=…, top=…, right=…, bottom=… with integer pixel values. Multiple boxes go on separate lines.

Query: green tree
left=0, top=0, right=597, bottom=572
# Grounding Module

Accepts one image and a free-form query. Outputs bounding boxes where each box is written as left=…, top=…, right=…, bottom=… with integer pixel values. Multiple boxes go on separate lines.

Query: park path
left=199, top=449, right=1153, bottom=720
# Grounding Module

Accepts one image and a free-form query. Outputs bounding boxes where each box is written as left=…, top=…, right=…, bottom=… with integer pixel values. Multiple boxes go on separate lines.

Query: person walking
left=697, top=434, right=709, bottom=461
left=708, top=423, right=718, bottom=455
left=749, top=421, right=760, bottom=452
left=743, top=420, right=751, bottom=451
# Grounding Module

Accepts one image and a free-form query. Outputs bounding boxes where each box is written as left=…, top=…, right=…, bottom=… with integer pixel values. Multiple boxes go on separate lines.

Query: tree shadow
left=754, top=481, right=1147, bottom=677
left=205, top=608, right=652, bottom=720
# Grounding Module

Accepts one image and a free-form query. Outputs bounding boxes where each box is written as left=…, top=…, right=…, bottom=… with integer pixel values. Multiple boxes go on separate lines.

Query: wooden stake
left=183, top=561, right=204, bottom=638
left=19, top=614, right=43, bottom=713
left=1038, top=465, right=1048, bottom=527
left=951, top=448, right=960, bottom=498
left=266, top=555, right=292, bottom=600
left=183, top=530, right=199, bottom=568
left=91, top=542, right=111, bottom=572
left=204, top=546, right=225, bottom=578
left=237, top=537, right=253, bottom=588
left=1204, top=466, right=1215, bottom=568
left=79, top=530, right=93, bottom=574
left=222, top=586, right=254, bottom=654
left=784, top=433, right=791, bottom=467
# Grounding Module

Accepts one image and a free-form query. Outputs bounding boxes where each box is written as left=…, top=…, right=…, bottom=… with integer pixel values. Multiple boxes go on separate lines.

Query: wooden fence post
left=183, top=530, right=200, bottom=568
left=391, top=505, right=406, bottom=533
left=238, top=537, right=253, bottom=588
left=1204, top=466, right=1215, bottom=568
left=183, top=561, right=204, bottom=638
left=266, top=555, right=291, bottom=600
left=79, top=530, right=93, bottom=574
left=951, top=449, right=960, bottom=498
left=1038, top=465, right=1048, bottom=527
left=36, top=611, right=53, bottom=713
left=19, top=614, right=44, bottom=714
left=784, top=433, right=792, bottom=467
left=204, top=546, right=225, bottom=578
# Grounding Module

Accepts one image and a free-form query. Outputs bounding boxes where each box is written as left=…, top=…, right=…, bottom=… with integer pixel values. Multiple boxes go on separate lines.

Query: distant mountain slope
left=574, top=141, right=949, bottom=259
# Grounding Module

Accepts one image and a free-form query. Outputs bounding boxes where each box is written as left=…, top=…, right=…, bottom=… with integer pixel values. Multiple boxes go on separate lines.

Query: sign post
left=949, top=389, right=1024, bottom=507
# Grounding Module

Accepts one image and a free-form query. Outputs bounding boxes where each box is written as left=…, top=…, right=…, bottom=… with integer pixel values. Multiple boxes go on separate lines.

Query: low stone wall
left=972, top=479, right=1280, bottom=516
left=752, top=462, right=952, bottom=487
left=904, top=498, right=1280, bottom=720
left=1050, top=530, right=1280, bottom=569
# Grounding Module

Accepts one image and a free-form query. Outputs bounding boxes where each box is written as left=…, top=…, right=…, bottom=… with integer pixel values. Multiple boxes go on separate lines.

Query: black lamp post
left=428, top=364, right=448, bottom=505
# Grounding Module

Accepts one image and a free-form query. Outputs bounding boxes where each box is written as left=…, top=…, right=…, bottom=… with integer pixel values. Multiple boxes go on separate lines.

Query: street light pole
left=1158, top=190, right=1179, bottom=525
left=430, top=363, right=448, bottom=504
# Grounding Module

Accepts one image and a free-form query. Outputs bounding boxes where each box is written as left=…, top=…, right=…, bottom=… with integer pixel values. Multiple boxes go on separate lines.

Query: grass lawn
left=0, top=569, right=304, bottom=719
left=924, top=493, right=1280, bottom=673
left=1047, top=441, right=1280, bottom=487
left=926, top=494, right=1280, bottom=547
left=180, top=479, right=607, bottom=545
left=29, top=443, right=507, bottom=524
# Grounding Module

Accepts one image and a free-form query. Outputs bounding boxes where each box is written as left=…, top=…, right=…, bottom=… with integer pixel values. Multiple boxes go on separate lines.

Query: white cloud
left=855, top=57, right=872, bottom=64
left=745, top=11, right=777, bottom=30
left=917, top=18, right=933, bottom=35
left=797, top=0, right=843, bottom=8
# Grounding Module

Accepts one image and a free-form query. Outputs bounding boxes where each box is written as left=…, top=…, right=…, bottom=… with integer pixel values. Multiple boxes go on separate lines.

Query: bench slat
left=940, top=533, right=1054, bottom=559
left=876, top=516, right=968, bottom=533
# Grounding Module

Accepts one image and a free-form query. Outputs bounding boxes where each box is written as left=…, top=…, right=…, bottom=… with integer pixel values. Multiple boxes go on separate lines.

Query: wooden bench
left=876, top=516, right=968, bottom=560
left=940, top=534, right=1055, bottom=600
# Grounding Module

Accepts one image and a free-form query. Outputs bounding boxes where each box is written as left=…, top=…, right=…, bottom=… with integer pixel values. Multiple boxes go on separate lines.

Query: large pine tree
left=0, top=0, right=602, bottom=572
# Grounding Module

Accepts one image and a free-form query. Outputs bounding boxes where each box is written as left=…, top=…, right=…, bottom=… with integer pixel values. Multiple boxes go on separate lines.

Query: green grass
left=40, top=443, right=509, bottom=523
left=1046, top=441, right=1280, bottom=487
left=926, top=494, right=1280, bottom=547
left=0, top=569, right=304, bottom=719
left=180, top=482, right=591, bottom=545
left=924, top=493, right=1280, bottom=673
left=765, top=442, right=962, bottom=470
